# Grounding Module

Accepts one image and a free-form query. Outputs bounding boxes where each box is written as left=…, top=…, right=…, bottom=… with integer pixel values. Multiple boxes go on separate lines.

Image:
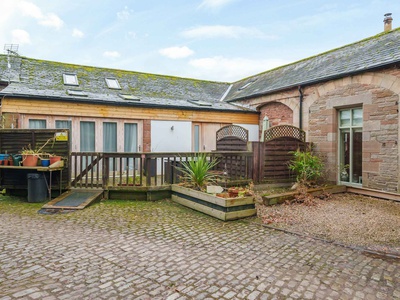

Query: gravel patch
left=256, top=192, right=400, bottom=256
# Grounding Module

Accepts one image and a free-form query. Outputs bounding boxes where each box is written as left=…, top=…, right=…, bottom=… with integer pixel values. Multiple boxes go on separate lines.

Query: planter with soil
left=171, top=184, right=256, bottom=221
left=262, top=185, right=347, bottom=206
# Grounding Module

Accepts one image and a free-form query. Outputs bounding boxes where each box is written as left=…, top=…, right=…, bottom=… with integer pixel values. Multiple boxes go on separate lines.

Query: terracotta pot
left=49, top=156, right=61, bottom=165
left=22, top=154, right=39, bottom=167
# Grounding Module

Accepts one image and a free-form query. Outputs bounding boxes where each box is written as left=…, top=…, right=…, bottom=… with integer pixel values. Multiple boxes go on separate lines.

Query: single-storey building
left=0, top=56, right=260, bottom=154
left=1, top=24, right=400, bottom=193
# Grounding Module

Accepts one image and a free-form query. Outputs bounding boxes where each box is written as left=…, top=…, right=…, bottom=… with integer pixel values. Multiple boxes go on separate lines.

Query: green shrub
left=288, top=148, right=324, bottom=185
left=178, top=153, right=219, bottom=191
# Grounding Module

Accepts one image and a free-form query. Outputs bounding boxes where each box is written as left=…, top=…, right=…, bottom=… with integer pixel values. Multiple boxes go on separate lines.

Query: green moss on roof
left=233, top=27, right=400, bottom=84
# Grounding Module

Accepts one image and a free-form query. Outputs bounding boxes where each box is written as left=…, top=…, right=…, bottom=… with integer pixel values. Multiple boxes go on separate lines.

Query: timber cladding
left=1, top=98, right=259, bottom=124
left=0, top=129, right=70, bottom=192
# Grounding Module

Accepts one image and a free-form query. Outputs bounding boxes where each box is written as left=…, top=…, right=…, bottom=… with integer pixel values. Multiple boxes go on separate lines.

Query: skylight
left=119, top=94, right=140, bottom=101
left=187, top=99, right=212, bottom=107
left=238, top=79, right=257, bottom=91
left=105, top=78, right=121, bottom=89
left=63, top=73, right=79, bottom=86
left=67, top=89, right=88, bottom=97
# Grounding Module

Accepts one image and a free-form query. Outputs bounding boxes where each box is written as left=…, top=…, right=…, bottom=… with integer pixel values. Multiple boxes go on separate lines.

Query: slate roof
left=0, top=55, right=251, bottom=112
left=1, top=28, right=399, bottom=108
left=224, top=27, right=400, bottom=102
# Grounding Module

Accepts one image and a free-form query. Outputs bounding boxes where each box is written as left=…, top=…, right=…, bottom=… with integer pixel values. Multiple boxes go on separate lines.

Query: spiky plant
left=178, top=153, right=219, bottom=191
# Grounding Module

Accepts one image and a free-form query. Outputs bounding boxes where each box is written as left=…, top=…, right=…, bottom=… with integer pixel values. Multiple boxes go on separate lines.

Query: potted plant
left=177, top=153, right=220, bottom=191
left=287, top=148, right=325, bottom=204
left=171, top=153, right=256, bottom=221
left=49, top=154, right=62, bottom=165
left=20, top=144, right=41, bottom=166
left=20, top=135, right=57, bottom=167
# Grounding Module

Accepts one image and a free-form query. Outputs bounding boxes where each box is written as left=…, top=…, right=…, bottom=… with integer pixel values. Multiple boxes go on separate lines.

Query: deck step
left=41, top=189, right=103, bottom=210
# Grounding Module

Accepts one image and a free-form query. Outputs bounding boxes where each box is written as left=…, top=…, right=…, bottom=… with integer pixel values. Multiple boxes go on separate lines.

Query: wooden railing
left=70, top=151, right=254, bottom=189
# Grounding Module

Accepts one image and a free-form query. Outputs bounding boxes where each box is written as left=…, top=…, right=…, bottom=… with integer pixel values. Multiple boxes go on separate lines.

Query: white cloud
left=189, top=56, right=290, bottom=81
left=18, top=0, right=43, bottom=19
left=127, top=31, right=137, bottom=39
left=38, top=13, right=64, bottom=29
left=198, top=0, right=236, bottom=9
left=159, top=46, right=194, bottom=59
left=72, top=28, right=84, bottom=38
left=15, top=0, right=64, bottom=29
left=117, top=6, right=132, bottom=20
left=103, top=51, right=121, bottom=58
left=181, top=25, right=274, bottom=39
left=11, top=29, right=31, bottom=45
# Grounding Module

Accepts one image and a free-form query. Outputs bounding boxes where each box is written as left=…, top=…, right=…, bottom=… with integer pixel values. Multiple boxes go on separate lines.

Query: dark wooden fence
left=0, top=125, right=308, bottom=194
left=0, top=129, right=70, bottom=191
left=216, top=125, right=248, bottom=151
left=252, top=125, right=307, bottom=183
left=70, top=151, right=253, bottom=189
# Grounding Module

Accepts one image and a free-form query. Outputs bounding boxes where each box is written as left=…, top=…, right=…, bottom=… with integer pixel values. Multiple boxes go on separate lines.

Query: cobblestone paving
left=0, top=199, right=399, bottom=300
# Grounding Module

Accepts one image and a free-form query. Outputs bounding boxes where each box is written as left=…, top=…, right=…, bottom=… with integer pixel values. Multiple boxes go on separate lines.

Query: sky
left=0, top=0, right=399, bottom=82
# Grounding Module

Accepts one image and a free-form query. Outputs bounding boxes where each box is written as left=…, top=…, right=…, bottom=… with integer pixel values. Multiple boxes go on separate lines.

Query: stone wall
left=259, top=102, right=293, bottom=127
left=236, top=68, right=400, bottom=193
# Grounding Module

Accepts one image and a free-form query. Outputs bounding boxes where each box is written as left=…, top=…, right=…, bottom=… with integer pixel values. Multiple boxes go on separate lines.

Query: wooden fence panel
left=216, top=125, right=248, bottom=152
left=0, top=129, right=70, bottom=191
left=263, top=137, right=307, bottom=182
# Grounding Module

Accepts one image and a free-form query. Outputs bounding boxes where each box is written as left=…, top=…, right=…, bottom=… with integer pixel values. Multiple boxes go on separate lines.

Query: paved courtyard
left=0, top=198, right=399, bottom=300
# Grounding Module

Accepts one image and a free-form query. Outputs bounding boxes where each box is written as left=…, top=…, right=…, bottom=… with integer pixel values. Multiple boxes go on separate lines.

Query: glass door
left=124, top=123, right=138, bottom=172
left=339, top=108, right=363, bottom=184
left=104, top=122, right=117, bottom=170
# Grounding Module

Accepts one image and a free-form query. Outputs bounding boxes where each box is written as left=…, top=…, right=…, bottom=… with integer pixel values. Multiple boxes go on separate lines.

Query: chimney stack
left=384, top=13, right=393, bottom=32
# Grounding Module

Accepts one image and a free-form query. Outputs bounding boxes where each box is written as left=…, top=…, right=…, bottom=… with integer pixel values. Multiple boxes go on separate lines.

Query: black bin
left=27, top=173, right=47, bottom=203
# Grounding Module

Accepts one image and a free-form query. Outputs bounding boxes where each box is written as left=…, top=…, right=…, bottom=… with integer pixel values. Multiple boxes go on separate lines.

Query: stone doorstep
left=262, top=185, right=347, bottom=206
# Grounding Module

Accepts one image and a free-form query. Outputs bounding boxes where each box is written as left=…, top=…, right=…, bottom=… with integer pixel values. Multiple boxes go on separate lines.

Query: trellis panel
left=261, top=125, right=307, bottom=182
left=216, top=125, right=248, bottom=152
left=264, top=125, right=305, bottom=142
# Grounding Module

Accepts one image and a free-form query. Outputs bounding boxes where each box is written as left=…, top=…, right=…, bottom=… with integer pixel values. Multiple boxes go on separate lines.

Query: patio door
left=124, top=123, right=138, bottom=171
left=104, top=122, right=117, bottom=170
left=339, top=108, right=363, bottom=184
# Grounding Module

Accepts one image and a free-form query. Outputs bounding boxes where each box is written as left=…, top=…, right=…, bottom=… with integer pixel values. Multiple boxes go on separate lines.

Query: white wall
left=234, top=124, right=259, bottom=141
left=151, top=120, right=192, bottom=152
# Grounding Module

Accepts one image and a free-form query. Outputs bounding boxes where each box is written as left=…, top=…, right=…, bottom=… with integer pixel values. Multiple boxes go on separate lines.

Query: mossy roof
left=0, top=55, right=251, bottom=112
left=224, top=27, right=400, bottom=101
left=1, top=28, right=399, bottom=107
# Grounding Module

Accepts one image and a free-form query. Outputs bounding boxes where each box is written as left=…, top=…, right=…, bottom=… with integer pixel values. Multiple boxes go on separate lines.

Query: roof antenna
left=3, top=44, right=19, bottom=83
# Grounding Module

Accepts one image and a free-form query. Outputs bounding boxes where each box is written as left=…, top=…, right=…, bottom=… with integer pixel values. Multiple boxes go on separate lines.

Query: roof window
left=187, top=99, right=212, bottom=107
left=67, top=89, right=88, bottom=97
left=238, top=79, right=257, bottom=91
left=63, top=73, right=79, bottom=86
left=119, top=94, right=140, bottom=101
left=105, top=78, right=121, bottom=89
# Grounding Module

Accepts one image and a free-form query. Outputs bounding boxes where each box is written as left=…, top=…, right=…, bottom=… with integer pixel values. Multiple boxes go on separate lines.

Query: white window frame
left=63, top=73, right=79, bottom=86
left=338, top=107, right=363, bottom=185
left=105, top=78, right=121, bottom=89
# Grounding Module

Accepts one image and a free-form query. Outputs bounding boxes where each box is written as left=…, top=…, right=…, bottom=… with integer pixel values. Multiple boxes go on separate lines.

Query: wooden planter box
left=262, top=185, right=347, bottom=206
left=171, top=184, right=256, bottom=221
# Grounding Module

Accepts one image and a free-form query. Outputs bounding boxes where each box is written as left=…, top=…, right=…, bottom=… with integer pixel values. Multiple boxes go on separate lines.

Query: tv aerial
left=3, top=44, right=20, bottom=82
